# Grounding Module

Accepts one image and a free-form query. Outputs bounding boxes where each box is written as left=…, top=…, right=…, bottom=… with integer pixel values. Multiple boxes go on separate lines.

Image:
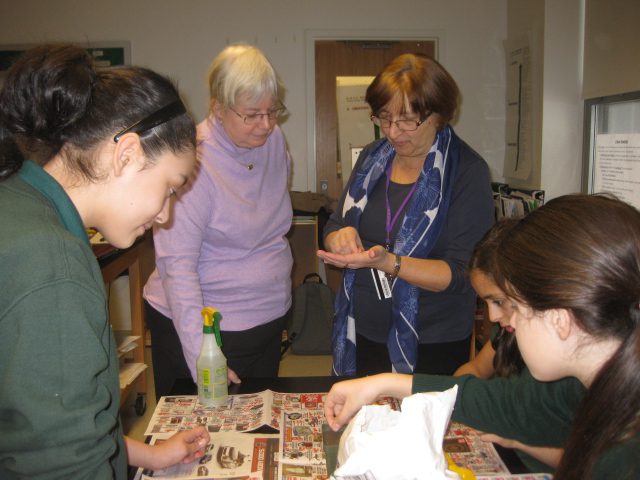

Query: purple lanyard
left=384, top=160, right=418, bottom=250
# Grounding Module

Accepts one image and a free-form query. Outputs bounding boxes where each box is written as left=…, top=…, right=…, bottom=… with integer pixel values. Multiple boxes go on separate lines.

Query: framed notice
left=335, top=76, right=376, bottom=182
left=583, top=91, right=640, bottom=209
left=0, top=42, right=130, bottom=84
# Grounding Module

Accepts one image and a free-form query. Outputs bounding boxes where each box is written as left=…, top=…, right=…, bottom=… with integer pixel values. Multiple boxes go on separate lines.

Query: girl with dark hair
left=325, top=194, right=640, bottom=479
left=0, top=44, right=211, bottom=478
left=455, top=218, right=562, bottom=470
left=455, top=218, right=524, bottom=379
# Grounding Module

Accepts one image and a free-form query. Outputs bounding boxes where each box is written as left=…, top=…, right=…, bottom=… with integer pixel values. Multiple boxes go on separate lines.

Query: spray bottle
left=197, top=307, right=228, bottom=406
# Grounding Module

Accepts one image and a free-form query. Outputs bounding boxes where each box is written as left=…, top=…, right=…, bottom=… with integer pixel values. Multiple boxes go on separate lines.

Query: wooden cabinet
left=287, top=217, right=319, bottom=288
left=94, top=233, right=154, bottom=414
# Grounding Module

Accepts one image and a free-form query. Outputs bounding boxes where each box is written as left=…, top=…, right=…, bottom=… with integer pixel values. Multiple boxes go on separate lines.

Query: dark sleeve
left=592, top=435, right=640, bottom=480
left=437, top=143, right=494, bottom=294
left=412, top=370, right=585, bottom=447
left=323, top=140, right=381, bottom=242
left=0, top=280, right=124, bottom=479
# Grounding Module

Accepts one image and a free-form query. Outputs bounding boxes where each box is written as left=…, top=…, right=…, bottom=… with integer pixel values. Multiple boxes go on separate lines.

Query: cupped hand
left=317, top=244, right=389, bottom=271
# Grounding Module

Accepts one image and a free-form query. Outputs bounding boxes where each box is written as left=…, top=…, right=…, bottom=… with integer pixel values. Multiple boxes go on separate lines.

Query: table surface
left=169, top=375, right=529, bottom=475
left=171, top=375, right=346, bottom=396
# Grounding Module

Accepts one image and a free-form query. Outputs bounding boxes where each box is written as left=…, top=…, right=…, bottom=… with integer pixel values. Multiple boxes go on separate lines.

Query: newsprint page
left=135, top=391, right=552, bottom=480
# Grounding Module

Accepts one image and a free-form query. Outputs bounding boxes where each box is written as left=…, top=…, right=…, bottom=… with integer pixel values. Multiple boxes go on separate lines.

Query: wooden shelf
left=94, top=234, right=153, bottom=409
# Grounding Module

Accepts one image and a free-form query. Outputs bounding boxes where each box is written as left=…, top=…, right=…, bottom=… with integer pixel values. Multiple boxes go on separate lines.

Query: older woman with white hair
left=144, top=44, right=292, bottom=399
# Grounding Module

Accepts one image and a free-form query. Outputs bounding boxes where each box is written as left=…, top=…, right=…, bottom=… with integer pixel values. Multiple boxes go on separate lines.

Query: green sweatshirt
left=0, top=162, right=127, bottom=479
left=413, top=370, right=640, bottom=479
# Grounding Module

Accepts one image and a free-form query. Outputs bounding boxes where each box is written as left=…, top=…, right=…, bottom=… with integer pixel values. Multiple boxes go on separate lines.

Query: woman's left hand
left=317, top=245, right=389, bottom=271
left=227, top=368, right=241, bottom=385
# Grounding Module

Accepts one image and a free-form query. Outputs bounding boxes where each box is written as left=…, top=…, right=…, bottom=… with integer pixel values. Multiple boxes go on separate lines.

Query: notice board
left=583, top=91, right=640, bottom=210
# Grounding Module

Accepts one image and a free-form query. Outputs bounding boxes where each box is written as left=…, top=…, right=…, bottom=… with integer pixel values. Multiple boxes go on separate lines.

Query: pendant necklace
left=235, top=159, right=254, bottom=171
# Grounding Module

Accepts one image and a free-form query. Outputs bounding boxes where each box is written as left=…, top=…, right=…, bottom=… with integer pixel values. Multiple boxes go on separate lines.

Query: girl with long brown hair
left=324, top=194, right=640, bottom=479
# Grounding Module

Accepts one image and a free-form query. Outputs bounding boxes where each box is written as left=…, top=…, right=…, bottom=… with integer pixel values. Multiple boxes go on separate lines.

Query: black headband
left=113, top=99, right=187, bottom=142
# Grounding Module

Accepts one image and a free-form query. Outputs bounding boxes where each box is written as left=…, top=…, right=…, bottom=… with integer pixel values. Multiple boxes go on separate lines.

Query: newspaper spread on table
left=145, top=432, right=280, bottom=479
left=138, top=392, right=552, bottom=480
left=444, top=422, right=552, bottom=480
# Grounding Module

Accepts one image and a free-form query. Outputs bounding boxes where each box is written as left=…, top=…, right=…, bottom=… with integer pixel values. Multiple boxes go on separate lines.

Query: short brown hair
left=365, top=53, right=459, bottom=128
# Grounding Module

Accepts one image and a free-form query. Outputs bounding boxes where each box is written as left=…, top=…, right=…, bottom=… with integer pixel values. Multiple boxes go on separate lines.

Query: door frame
left=304, top=29, right=445, bottom=192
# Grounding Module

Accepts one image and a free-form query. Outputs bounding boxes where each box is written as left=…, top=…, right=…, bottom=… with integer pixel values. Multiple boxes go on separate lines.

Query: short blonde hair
left=207, top=44, right=282, bottom=110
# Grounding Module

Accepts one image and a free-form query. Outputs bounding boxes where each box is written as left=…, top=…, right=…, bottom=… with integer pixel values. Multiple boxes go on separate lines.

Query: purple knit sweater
left=144, top=116, right=293, bottom=379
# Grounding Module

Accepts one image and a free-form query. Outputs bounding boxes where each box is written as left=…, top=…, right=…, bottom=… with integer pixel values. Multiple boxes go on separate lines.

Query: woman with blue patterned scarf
left=319, top=53, right=494, bottom=376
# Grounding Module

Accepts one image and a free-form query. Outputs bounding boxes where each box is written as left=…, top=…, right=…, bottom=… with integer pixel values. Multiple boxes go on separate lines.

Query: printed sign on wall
left=336, top=76, right=376, bottom=184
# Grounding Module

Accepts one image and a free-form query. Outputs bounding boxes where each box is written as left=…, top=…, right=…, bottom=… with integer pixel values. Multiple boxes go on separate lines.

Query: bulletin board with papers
left=583, top=91, right=640, bottom=210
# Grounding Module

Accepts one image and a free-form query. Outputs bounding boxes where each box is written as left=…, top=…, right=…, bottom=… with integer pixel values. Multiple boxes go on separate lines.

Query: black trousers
left=355, top=332, right=471, bottom=376
left=145, top=301, right=286, bottom=401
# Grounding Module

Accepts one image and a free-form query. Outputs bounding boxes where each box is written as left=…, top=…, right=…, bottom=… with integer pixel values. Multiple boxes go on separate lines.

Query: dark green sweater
left=413, top=371, right=640, bottom=479
left=0, top=162, right=127, bottom=479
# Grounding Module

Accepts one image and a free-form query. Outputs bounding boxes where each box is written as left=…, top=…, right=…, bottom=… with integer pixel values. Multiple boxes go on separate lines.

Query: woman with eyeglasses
left=144, top=44, right=293, bottom=398
left=0, top=44, right=211, bottom=478
left=318, top=53, right=494, bottom=377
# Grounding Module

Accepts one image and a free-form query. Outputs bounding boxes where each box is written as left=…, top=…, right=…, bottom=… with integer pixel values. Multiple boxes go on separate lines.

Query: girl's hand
left=126, top=428, right=211, bottom=471
left=324, top=377, right=380, bottom=431
left=324, top=374, right=413, bottom=431
left=153, top=427, right=210, bottom=469
left=479, top=432, right=563, bottom=468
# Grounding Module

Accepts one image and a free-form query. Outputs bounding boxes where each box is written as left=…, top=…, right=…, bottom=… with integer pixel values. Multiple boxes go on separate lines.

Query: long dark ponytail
left=0, top=44, right=195, bottom=180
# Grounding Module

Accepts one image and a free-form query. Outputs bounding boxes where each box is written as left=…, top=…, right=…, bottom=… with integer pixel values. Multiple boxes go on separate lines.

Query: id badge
left=371, top=268, right=392, bottom=300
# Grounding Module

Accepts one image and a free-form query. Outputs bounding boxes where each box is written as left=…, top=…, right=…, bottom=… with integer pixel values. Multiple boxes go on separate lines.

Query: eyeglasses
left=370, top=112, right=431, bottom=132
left=113, top=100, right=187, bottom=142
left=229, top=105, right=287, bottom=125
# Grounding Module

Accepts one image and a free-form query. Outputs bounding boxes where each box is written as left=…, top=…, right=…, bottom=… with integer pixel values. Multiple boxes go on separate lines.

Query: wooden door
left=315, top=40, right=436, bottom=201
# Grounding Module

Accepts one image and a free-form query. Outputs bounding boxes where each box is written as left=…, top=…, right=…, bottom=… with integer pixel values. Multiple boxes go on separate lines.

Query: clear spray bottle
left=197, top=307, right=228, bottom=406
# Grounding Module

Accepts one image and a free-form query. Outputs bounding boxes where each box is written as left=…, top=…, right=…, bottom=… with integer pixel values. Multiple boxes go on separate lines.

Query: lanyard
left=384, top=160, right=418, bottom=250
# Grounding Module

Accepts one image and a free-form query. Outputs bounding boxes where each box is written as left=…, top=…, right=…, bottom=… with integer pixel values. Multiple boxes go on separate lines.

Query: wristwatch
left=390, top=253, right=401, bottom=279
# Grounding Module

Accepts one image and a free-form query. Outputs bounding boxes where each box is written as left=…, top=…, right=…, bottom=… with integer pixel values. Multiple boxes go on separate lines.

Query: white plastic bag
left=334, top=386, right=460, bottom=480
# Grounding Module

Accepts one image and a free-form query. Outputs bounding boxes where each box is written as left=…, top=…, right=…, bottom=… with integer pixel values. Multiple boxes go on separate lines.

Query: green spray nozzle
left=201, top=307, right=223, bottom=347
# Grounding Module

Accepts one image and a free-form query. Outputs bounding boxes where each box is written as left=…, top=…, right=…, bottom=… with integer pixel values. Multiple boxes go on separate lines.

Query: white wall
left=0, top=0, right=507, bottom=191
left=506, top=0, right=584, bottom=200
left=506, top=0, right=545, bottom=190
left=583, top=0, right=640, bottom=99
left=540, top=0, right=584, bottom=200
